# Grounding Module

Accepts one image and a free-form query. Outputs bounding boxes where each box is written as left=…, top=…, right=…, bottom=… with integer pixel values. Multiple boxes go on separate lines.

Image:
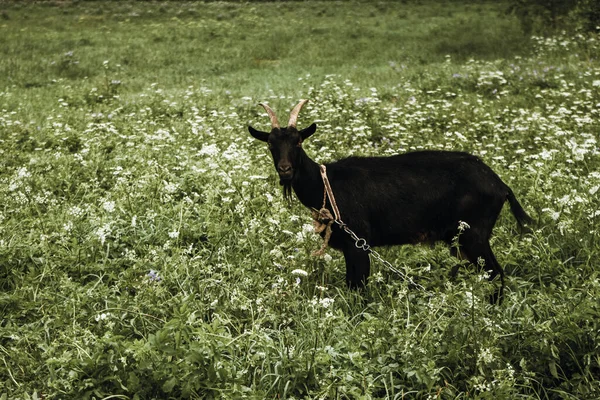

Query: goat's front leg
left=343, top=244, right=371, bottom=289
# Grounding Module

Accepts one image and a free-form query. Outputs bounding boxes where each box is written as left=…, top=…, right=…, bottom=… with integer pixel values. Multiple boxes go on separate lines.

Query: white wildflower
left=95, top=312, right=111, bottom=322
left=163, top=181, right=178, bottom=194
left=269, top=248, right=283, bottom=259
left=96, top=223, right=111, bottom=245
left=102, top=200, right=116, bottom=213
left=198, top=143, right=219, bottom=156
left=17, top=167, right=31, bottom=179
left=69, top=205, right=85, bottom=218
left=478, top=348, right=494, bottom=364
left=319, top=297, right=335, bottom=308
left=63, top=221, right=73, bottom=232
left=465, top=290, right=474, bottom=306
left=542, top=208, right=560, bottom=221
left=302, top=223, right=314, bottom=233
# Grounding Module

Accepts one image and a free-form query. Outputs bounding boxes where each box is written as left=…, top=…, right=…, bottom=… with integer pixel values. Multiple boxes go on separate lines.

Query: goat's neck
left=292, top=150, right=324, bottom=210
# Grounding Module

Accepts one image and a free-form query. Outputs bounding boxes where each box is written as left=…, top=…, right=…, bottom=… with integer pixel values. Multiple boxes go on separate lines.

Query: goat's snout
left=277, top=163, right=293, bottom=179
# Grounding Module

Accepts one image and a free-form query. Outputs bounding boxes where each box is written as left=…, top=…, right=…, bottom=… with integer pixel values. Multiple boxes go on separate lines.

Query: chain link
left=334, top=220, right=426, bottom=291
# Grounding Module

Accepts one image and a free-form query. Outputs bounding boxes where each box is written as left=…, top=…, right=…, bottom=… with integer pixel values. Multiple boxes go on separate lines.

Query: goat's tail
left=506, top=187, right=533, bottom=231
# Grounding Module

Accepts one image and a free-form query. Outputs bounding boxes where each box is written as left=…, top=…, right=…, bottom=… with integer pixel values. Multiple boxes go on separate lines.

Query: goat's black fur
left=249, top=103, right=532, bottom=303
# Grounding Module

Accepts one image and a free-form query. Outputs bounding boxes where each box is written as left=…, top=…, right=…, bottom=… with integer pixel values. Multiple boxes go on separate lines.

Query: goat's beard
left=281, top=180, right=294, bottom=202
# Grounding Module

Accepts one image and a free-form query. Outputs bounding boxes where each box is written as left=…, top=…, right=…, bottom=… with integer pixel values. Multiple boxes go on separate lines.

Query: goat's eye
left=297, top=141, right=302, bottom=147
left=267, top=142, right=273, bottom=149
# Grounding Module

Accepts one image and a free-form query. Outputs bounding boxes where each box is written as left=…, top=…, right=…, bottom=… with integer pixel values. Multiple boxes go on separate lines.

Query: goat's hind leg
left=482, top=245, right=505, bottom=305
left=458, top=238, right=506, bottom=305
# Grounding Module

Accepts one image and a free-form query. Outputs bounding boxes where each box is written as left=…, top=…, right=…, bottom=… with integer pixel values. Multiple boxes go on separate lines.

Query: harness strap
left=311, top=164, right=340, bottom=256
left=319, top=164, right=341, bottom=221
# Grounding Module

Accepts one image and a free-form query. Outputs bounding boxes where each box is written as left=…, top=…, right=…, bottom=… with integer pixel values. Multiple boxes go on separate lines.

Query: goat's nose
left=278, top=165, right=292, bottom=173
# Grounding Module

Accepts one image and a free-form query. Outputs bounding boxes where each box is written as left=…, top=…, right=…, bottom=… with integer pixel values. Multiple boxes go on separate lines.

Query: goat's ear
left=248, top=126, right=270, bottom=142
left=300, top=123, right=317, bottom=141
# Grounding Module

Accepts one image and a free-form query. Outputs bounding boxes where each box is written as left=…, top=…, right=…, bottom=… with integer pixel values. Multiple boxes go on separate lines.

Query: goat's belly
left=371, top=230, right=437, bottom=247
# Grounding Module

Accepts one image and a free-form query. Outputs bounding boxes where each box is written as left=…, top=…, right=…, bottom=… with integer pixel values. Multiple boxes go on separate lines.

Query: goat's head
left=248, top=99, right=317, bottom=186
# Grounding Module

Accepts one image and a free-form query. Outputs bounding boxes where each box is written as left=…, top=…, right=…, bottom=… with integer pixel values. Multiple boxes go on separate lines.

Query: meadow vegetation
left=0, top=1, right=599, bottom=399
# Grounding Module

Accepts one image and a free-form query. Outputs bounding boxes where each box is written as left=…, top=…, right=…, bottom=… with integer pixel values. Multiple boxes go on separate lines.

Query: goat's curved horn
left=258, top=103, right=280, bottom=130
left=287, top=99, right=308, bottom=129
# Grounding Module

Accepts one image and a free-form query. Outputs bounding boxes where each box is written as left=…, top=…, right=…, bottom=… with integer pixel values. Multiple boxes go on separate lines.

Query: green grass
left=1, top=1, right=600, bottom=399
left=0, top=1, right=531, bottom=101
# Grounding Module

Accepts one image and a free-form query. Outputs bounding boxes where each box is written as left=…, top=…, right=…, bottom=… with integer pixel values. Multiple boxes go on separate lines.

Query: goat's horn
left=258, top=103, right=280, bottom=130
left=287, top=99, right=308, bottom=129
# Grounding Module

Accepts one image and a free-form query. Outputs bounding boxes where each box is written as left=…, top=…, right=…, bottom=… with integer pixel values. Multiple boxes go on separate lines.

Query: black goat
left=248, top=100, right=532, bottom=302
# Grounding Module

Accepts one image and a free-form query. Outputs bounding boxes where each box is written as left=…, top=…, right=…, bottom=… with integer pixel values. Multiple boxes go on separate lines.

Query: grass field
left=1, top=1, right=599, bottom=399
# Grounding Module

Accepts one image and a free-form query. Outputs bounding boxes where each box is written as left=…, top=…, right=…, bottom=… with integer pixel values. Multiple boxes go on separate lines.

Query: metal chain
left=334, top=220, right=426, bottom=291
